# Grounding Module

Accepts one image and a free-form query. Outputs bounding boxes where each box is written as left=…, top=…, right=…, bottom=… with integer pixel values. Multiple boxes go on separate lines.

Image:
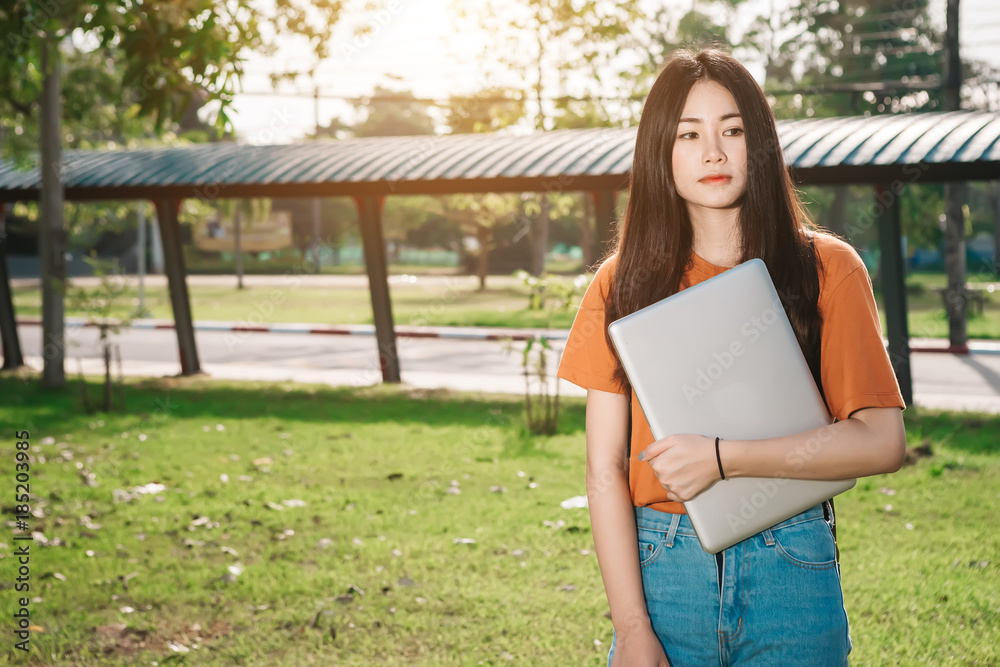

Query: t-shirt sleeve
left=819, top=259, right=906, bottom=421
left=556, top=259, right=626, bottom=395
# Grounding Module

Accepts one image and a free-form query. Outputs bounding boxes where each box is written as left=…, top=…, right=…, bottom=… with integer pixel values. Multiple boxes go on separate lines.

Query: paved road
left=13, top=324, right=1000, bottom=414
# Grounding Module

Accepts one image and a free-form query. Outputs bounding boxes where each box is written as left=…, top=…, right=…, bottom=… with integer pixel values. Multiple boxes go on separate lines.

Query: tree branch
left=0, top=91, right=36, bottom=116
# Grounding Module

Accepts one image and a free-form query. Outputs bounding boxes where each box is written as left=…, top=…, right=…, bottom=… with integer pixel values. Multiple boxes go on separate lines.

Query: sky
left=221, top=0, right=1000, bottom=144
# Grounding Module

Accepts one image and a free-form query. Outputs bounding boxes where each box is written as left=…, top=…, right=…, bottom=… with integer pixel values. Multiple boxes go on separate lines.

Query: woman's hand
left=611, top=624, right=671, bottom=667
left=638, top=434, right=721, bottom=502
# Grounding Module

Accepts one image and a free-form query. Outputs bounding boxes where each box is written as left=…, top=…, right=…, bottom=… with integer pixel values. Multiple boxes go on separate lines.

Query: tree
left=0, top=0, right=344, bottom=388
left=273, top=197, right=355, bottom=266
left=437, top=84, right=528, bottom=284
left=379, top=195, right=447, bottom=264
left=69, top=255, right=133, bottom=412
left=751, top=0, right=999, bottom=347
left=454, top=0, right=639, bottom=130
left=1, top=40, right=225, bottom=264
left=353, top=81, right=436, bottom=137
left=545, top=97, right=629, bottom=270
left=432, top=193, right=522, bottom=289
left=453, top=0, right=646, bottom=275
left=744, top=0, right=943, bottom=245
left=753, top=0, right=943, bottom=117
left=444, top=86, right=526, bottom=135
left=601, top=1, right=747, bottom=129
left=214, top=198, right=273, bottom=289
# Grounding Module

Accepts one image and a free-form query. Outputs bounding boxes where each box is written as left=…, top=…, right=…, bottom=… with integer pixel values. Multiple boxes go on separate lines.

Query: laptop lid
left=607, top=258, right=855, bottom=554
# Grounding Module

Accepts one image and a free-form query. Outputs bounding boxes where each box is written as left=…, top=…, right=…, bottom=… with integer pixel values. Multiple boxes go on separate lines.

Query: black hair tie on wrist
left=715, top=436, right=726, bottom=480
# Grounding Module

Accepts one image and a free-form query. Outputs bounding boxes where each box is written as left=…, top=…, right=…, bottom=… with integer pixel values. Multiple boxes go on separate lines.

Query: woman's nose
left=703, top=142, right=726, bottom=163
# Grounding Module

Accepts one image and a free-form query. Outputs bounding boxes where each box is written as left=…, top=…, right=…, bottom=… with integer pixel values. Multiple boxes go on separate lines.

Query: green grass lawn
left=875, top=271, right=1000, bottom=340
left=1, top=372, right=998, bottom=665
left=12, top=281, right=580, bottom=330
left=13, top=270, right=1000, bottom=338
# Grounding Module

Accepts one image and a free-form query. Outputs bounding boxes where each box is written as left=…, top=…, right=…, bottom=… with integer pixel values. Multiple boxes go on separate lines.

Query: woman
left=556, top=49, right=906, bottom=666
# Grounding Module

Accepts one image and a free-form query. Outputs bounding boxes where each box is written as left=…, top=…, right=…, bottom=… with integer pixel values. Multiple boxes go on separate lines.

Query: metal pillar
left=153, top=199, right=201, bottom=376
left=875, top=184, right=913, bottom=406
left=590, top=190, right=617, bottom=271
left=0, top=203, right=24, bottom=369
left=353, top=195, right=400, bottom=383
left=135, top=203, right=148, bottom=316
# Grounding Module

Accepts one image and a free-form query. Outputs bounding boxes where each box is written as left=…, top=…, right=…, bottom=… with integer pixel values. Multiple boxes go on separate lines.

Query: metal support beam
left=0, top=203, right=24, bottom=369
left=589, top=190, right=618, bottom=271
left=354, top=195, right=400, bottom=383
left=153, top=199, right=201, bottom=376
left=875, top=184, right=913, bottom=406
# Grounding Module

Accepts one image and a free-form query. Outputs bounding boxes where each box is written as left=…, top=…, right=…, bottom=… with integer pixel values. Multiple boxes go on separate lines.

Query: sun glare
left=325, top=0, right=482, bottom=99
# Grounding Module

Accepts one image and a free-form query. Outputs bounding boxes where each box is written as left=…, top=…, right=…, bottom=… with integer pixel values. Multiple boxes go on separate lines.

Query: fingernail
left=637, top=451, right=645, bottom=461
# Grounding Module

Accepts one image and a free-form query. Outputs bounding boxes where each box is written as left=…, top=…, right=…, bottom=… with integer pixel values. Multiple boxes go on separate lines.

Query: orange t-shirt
left=556, top=232, right=906, bottom=515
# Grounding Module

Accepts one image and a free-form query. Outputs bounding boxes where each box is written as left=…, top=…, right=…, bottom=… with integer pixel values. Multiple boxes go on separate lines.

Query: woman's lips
left=700, top=175, right=731, bottom=184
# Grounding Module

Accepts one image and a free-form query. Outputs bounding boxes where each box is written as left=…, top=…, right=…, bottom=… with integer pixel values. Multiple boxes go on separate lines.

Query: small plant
left=504, top=271, right=592, bottom=435
left=69, top=254, right=133, bottom=412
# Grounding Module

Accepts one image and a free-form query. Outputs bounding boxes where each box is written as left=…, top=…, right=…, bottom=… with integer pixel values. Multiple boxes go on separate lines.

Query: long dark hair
left=603, top=48, right=825, bottom=396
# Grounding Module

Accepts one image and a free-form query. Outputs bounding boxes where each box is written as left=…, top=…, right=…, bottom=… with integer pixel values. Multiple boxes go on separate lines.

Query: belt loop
left=823, top=499, right=835, bottom=528
left=664, top=512, right=681, bottom=548
left=762, top=527, right=775, bottom=547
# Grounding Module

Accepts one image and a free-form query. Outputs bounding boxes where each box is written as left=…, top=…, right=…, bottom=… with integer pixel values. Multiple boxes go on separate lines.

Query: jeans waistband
left=634, top=501, right=828, bottom=536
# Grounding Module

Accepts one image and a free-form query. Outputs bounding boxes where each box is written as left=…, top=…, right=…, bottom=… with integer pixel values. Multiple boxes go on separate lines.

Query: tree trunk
left=136, top=203, right=147, bottom=314
left=312, top=197, right=322, bottom=273
left=532, top=194, right=550, bottom=276
left=943, top=181, right=968, bottom=349
left=150, top=211, right=165, bottom=274
left=580, top=193, right=594, bottom=270
left=824, top=186, right=850, bottom=239
left=234, top=205, right=244, bottom=290
left=102, top=330, right=112, bottom=411
left=331, top=213, right=341, bottom=267
left=40, top=33, right=66, bottom=388
left=942, top=0, right=966, bottom=349
left=476, top=224, right=490, bottom=291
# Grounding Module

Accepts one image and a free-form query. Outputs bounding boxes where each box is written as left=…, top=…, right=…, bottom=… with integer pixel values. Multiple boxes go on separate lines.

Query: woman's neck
left=688, top=205, right=741, bottom=268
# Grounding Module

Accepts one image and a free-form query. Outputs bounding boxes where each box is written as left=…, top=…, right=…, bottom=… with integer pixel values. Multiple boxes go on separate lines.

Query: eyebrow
left=677, top=113, right=742, bottom=124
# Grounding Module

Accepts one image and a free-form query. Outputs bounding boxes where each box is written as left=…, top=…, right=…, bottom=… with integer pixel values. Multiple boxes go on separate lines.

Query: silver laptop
left=607, top=258, right=855, bottom=554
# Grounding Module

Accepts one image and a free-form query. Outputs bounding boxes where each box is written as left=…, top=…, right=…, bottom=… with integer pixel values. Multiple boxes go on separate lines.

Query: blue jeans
left=608, top=503, right=852, bottom=666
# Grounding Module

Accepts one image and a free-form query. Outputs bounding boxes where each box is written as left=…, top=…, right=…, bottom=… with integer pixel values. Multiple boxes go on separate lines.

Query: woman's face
left=670, top=80, right=748, bottom=216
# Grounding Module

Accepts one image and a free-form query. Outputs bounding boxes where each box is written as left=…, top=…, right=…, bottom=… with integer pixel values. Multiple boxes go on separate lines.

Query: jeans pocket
left=769, top=517, right=837, bottom=570
left=637, top=526, right=665, bottom=567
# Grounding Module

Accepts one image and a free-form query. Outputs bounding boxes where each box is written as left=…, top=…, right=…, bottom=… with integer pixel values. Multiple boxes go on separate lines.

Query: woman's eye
left=679, top=131, right=697, bottom=140
left=724, top=127, right=744, bottom=136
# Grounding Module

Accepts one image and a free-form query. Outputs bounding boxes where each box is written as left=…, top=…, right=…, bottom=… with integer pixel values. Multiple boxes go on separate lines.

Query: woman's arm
left=585, top=389, right=656, bottom=638
left=723, top=405, right=906, bottom=481
left=639, top=406, right=906, bottom=503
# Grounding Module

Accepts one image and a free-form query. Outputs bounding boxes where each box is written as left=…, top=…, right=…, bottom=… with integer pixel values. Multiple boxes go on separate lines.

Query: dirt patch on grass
left=93, top=623, right=154, bottom=658
left=90, top=617, right=234, bottom=661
